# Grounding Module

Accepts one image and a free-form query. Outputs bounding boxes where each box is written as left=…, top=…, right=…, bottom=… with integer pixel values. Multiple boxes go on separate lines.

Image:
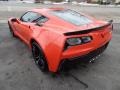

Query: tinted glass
left=51, top=9, right=92, bottom=26
left=36, top=16, right=48, bottom=23
left=21, top=12, right=40, bottom=22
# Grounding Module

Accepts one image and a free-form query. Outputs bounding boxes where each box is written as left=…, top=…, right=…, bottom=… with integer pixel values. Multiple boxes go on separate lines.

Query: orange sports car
left=8, top=8, right=113, bottom=72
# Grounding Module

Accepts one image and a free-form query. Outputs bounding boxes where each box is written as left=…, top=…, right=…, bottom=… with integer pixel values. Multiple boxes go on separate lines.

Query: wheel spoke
left=32, top=44, right=45, bottom=69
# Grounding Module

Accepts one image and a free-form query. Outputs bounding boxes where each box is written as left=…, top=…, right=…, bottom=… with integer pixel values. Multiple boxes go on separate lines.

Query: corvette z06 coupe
left=8, top=8, right=113, bottom=72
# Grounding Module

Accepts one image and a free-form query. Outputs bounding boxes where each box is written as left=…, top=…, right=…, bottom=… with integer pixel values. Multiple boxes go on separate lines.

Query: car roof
left=28, top=8, right=106, bottom=34
left=30, top=8, right=67, bottom=20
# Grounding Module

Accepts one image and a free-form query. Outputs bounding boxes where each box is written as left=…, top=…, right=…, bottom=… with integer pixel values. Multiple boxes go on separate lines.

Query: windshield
left=51, top=9, right=92, bottom=26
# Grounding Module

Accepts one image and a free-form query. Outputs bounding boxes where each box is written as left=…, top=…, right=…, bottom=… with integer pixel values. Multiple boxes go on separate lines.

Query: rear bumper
left=67, top=41, right=109, bottom=61
left=58, top=41, right=109, bottom=71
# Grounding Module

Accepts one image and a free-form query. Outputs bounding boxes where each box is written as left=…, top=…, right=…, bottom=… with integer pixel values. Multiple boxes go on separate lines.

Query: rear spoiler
left=64, top=20, right=113, bottom=36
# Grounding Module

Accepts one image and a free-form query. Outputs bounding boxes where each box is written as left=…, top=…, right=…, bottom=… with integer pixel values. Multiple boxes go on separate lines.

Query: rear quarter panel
left=32, top=27, right=66, bottom=72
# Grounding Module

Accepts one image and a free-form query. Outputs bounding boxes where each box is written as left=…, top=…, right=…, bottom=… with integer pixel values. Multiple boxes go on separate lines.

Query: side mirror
left=11, top=18, right=20, bottom=24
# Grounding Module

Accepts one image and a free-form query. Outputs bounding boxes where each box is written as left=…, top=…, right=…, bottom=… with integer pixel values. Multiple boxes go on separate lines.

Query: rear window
left=51, top=9, right=92, bottom=26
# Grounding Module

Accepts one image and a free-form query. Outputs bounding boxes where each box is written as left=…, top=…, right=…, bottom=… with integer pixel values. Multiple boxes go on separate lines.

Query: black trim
left=64, top=20, right=113, bottom=36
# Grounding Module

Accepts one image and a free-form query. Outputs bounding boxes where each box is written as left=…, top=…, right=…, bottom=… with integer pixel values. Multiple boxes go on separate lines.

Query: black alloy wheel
left=32, top=42, right=48, bottom=72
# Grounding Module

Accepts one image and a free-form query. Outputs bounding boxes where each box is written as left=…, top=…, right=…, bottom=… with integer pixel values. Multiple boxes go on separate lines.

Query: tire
left=32, top=42, right=48, bottom=72
left=8, top=21, right=16, bottom=37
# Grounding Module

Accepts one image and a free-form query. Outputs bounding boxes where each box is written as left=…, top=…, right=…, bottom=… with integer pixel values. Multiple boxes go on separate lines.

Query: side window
left=36, top=16, right=48, bottom=24
left=20, top=12, right=41, bottom=22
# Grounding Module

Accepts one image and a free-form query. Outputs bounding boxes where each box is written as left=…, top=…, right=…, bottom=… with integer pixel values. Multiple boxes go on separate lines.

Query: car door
left=16, top=11, right=41, bottom=45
